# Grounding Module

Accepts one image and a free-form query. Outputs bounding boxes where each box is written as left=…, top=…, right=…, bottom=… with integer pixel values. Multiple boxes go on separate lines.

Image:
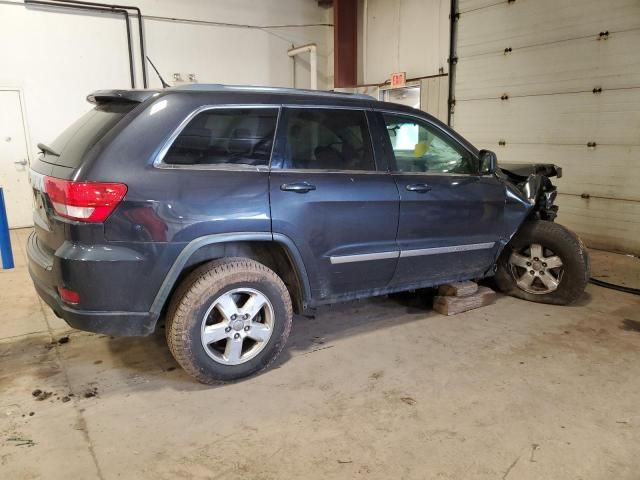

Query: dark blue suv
left=27, top=85, right=589, bottom=383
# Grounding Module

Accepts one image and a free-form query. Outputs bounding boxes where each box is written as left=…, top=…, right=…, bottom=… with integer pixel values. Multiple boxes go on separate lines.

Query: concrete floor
left=1, top=229, right=639, bottom=480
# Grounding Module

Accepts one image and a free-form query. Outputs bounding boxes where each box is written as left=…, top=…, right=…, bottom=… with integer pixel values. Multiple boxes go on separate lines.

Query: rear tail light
left=58, top=287, right=80, bottom=304
left=44, top=177, right=127, bottom=222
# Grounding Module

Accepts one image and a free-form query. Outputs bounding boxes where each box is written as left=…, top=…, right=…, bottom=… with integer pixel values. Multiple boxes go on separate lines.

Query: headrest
left=228, top=128, right=253, bottom=154
left=173, top=127, right=211, bottom=151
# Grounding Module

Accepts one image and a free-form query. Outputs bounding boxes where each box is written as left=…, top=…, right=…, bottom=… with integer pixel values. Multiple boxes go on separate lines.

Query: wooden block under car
left=438, top=281, right=478, bottom=297
left=433, top=286, right=496, bottom=316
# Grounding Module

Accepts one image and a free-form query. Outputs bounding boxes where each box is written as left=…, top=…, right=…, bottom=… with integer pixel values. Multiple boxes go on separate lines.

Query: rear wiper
left=37, top=142, right=60, bottom=156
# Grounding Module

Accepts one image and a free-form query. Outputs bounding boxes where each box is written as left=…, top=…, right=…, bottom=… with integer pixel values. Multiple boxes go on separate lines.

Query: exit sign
left=390, top=72, right=406, bottom=88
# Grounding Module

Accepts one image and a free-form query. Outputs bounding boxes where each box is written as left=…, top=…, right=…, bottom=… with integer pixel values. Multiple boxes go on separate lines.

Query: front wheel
left=166, top=257, right=293, bottom=384
left=495, top=221, right=590, bottom=305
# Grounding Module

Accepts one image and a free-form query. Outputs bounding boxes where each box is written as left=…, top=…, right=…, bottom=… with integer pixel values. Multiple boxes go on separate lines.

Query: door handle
left=406, top=183, right=432, bottom=193
left=14, top=159, right=27, bottom=166
left=280, top=182, right=316, bottom=193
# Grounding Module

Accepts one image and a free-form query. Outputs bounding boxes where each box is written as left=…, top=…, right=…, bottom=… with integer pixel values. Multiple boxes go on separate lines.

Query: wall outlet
left=173, top=73, right=198, bottom=86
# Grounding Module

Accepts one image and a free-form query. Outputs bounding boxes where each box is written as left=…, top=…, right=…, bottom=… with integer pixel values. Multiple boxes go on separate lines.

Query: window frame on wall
left=154, top=104, right=280, bottom=171
left=270, top=106, right=382, bottom=173
left=378, top=81, right=421, bottom=109
left=377, top=110, right=480, bottom=176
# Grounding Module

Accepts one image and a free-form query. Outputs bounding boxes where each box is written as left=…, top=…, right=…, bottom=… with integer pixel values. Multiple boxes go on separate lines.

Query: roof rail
left=171, top=83, right=376, bottom=101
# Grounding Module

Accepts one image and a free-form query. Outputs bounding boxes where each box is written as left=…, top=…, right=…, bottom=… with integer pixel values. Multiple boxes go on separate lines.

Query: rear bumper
left=30, top=273, right=156, bottom=336
left=27, top=231, right=160, bottom=336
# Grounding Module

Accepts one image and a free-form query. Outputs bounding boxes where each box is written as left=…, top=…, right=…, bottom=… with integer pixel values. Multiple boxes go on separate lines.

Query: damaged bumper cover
left=499, top=163, right=562, bottom=180
left=498, top=163, right=562, bottom=222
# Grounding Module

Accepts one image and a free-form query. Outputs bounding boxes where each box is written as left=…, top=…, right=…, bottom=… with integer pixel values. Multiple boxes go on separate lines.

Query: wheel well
left=167, top=241, right=306, bottom=316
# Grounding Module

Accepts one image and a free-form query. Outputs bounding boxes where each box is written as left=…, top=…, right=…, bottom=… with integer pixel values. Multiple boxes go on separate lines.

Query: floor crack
left=502, top=455, right=521, bottom=480
left=37, top=297, right=106, bottom=480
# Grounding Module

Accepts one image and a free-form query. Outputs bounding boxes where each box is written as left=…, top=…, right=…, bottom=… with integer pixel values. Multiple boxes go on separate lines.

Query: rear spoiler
left=87, top=89, right=160, bottom=105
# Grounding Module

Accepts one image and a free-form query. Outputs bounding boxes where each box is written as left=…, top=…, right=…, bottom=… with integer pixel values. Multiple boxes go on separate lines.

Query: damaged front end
left=498, top=163, right=562, bottom=222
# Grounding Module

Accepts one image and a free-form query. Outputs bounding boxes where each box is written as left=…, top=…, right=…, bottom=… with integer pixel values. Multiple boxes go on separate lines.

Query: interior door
left=269, top=107, right=400, bottom=301
left=376, top=111, right=505, bottom=286
left=0, top=90, right=32, bottom=228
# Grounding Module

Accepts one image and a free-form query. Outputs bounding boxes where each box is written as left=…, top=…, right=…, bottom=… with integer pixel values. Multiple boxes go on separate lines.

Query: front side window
left=382, top=113, right=477, bottom=174
left=278, top=108, right=375, bottom=171
left=163, top=108, right=278, bottom=166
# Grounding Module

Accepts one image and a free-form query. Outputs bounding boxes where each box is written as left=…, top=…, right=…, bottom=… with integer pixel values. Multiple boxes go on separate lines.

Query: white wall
left=0, top=0, right=333, bottom=160
left=360, top=0, right=449, bottom=84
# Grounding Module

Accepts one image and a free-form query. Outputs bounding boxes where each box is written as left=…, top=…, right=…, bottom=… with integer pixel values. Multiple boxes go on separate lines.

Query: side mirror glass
left=479, top=149, right=498, bottom=175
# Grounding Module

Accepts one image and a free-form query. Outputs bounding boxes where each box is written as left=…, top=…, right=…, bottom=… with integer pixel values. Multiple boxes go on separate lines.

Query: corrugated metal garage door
left=453, top=0, right=640, bottom=254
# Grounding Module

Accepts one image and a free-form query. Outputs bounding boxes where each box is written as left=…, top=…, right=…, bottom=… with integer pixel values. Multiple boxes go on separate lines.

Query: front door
left=376, top=111, right=505, bottom=286
left=0, top=90, right=32, bottom=228
left=269, top=107, right=400, bottom=301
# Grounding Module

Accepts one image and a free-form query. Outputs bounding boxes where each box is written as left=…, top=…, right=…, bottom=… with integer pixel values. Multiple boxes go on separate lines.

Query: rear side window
left=163, top=108, right=278, bottom=166
left=277, top=108, right=375, bottom=171
left=48, top=102, right=136, bottom=168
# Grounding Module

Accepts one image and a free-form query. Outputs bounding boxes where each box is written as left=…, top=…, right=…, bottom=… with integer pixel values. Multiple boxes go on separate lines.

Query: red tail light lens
left=58, top=287, right=80, bottom=304
left=44, top=177, right=127, bottom=222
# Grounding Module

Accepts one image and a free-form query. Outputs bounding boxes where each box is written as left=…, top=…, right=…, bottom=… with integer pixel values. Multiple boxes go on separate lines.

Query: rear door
left=375, top=111, right=505, bottom=286
left=269, top=107, right=400, bottom=301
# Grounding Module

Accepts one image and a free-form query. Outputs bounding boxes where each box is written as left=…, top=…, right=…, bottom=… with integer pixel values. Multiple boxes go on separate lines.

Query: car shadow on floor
left=281, top=289, right=438, bottom=357
left=25, top=283, right=592, bottom=390
left=97, top=289, right=441, bottom=388
left=100, top=281, right=598, bottom=389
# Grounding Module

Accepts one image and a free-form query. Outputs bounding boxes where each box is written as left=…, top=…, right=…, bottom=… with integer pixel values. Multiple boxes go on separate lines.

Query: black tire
left=166, top=257, right=293, bottom=384
left=494, top=221, right=590, bottom=305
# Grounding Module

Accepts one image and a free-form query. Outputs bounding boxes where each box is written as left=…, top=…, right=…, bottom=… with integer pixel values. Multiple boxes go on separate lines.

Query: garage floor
left=1, top=229, right=639, bottom=479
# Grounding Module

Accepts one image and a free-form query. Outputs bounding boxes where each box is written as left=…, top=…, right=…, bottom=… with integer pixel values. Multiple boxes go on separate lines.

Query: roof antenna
left=145, top=56, right=170, bottom=88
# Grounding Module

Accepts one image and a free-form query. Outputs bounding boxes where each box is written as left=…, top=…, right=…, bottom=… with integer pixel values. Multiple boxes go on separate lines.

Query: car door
left=269, top=106, right=400, bottom=301
left=374, top=111, right=506, bottom=287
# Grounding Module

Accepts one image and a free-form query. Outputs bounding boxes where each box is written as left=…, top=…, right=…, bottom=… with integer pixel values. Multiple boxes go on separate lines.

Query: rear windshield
left=46, top=102, right=136, bottom=168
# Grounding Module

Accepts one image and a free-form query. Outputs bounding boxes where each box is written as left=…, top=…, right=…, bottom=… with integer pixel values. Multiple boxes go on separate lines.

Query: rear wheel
left=495, top=221, right=589, bottom=305
left=166, top=257, right=292, bottom=384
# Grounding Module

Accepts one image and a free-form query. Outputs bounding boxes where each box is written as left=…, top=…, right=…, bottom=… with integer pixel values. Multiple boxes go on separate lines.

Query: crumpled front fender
left=500, top=182, right=534, bottom=251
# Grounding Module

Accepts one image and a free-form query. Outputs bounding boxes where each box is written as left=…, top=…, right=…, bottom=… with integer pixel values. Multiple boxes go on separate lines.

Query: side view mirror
left=479, top=149, right=498, bottom=175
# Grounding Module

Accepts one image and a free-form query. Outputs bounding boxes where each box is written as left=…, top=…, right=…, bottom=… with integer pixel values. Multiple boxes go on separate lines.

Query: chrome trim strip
left=400, top=242, right=495, bottom=258
left=281, top=104, right=368, bottom=111
left=154, top=163, right=269, bottom=172
left=273, top=168, right=386, bottom=175
left=153, top=104, right=281, bottom=170
left=328, top=241, right=495, bottom=264
left=330, top=251, right=399, bottom=265
left=392, top=171, right=475, bottom=177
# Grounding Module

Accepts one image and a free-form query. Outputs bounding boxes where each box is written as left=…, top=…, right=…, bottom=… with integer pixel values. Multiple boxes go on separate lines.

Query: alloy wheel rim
left=508, top=243, right=564, bottom=295
left=200, top=287, right=274, bottom=365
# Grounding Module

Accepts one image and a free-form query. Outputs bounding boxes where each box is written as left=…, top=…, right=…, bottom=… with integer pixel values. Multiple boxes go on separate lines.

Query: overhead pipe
left=447, top=0, right=458, bottom=126
left=25, top=0, right=136, bottom=88
left=288, top=43, right=318, bottom=90
left=47, top=0, right=148, bottom=88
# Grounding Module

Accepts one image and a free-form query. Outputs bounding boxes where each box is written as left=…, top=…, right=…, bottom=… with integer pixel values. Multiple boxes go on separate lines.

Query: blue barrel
left=0, top=188, right=15, bottom=270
